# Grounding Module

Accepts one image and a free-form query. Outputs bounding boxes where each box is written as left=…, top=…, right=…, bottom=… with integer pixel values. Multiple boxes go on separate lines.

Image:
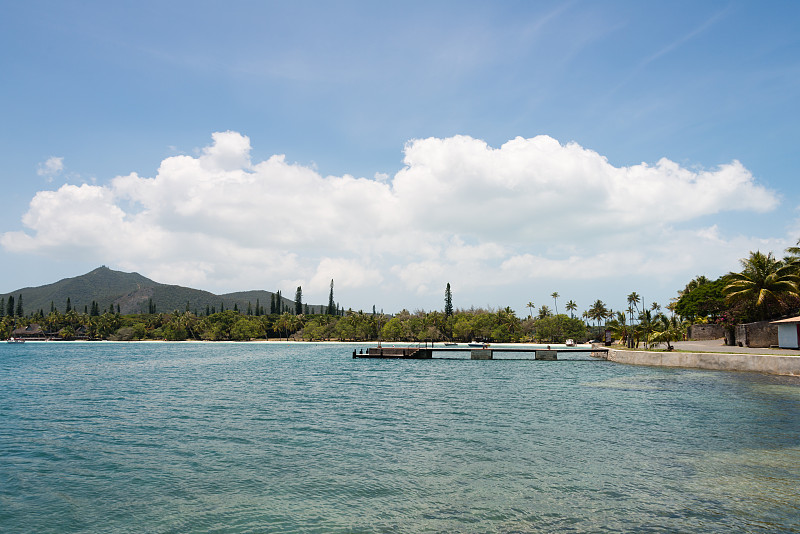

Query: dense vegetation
left=0, top=266, right=310, bottom=317
left=0, top=306, right=591, bottom=343
left=2, top=240, right=798, bottom=346
left=674, top=242, right=800, bottom=327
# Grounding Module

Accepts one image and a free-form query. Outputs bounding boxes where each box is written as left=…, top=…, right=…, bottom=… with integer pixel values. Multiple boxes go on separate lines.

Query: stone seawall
left=686, top=324, right=725, bottom=340
left=605, top=348, right=800, bottom=376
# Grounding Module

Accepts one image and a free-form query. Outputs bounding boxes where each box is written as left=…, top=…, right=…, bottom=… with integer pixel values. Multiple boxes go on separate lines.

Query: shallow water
left=1, top=342, right=799, bottom=533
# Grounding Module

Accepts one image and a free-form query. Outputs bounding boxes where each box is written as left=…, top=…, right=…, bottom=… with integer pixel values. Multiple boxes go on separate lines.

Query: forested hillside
left=0, top=266, right=298, bottom=315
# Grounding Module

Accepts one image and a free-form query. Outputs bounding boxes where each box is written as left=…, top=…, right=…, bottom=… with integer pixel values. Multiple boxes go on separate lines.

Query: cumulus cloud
left=1, top=131, right=782, bottom=307
left=36, top=156, right=64, bottom=180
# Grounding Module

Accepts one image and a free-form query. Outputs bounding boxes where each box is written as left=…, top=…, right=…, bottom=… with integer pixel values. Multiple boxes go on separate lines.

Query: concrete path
left=670, top=339, right=799, bottom=356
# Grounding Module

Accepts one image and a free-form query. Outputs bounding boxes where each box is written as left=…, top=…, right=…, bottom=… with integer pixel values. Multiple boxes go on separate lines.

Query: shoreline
left=6, top=339, right=592, bottom=347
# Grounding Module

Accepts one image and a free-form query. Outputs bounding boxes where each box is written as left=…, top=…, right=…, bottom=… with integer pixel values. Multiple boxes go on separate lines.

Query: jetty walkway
left=352, top=346, right=608, bottom=361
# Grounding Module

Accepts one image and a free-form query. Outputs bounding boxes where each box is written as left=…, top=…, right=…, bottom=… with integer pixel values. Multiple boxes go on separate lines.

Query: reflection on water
left=1, top=342, right=799, bottom=533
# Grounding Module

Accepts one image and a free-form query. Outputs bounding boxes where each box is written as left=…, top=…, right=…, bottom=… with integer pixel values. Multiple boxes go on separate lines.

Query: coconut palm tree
left=275, top=312, right=293, bottom=340
left=587, top=300, right=607, bottom=329
left=785, top=238, right=800, bottom=262
left=784, top=239, right=800, bottom=276
left=565, top=300, right=577, bottom=318
left=638, top=309, right=656, bottom=348
left=526, top=301, right=535, bottom=320
left=681, top=275, right=711, bottom=296
left=648, top=313, right=682, bottom=350
left=627, top=292, right=641, bottom=315
left=723, top=251, right=800, bottom=320
left=606, top=311, right=628, bottom=344
left=538, top=305, right=552, bottom=319
left=497, top=307, right=520, bottom=341
left=551, top=292, right=560, bottom=316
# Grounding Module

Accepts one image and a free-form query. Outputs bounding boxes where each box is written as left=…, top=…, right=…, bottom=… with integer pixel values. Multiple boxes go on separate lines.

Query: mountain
left=0, top=266, right=322, bottom=315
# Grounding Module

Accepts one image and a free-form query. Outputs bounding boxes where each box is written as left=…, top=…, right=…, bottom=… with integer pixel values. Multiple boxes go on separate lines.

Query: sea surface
left=1, top=342, right=799, bottom=533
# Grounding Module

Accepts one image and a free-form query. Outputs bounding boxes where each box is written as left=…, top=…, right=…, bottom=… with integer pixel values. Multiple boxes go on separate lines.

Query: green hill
left=0, top=266, right=306, bottom=315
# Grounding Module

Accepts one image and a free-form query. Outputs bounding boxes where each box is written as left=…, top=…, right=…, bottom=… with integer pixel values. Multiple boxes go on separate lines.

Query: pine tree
left=50, top=301, right=55, bottom=313
left=65, top=297, right=71, bottom=313
left=16, top=295, right=23, bottom=317
left=247, top=302, right=253, bottom=315
left=328, top=279, right=336, bottom=315
left=270, top=294, right=276, bottom=314
left=0, top=297, right=4, bottom=317
left=234, top=303, right=239, bottom=313
left=295, top=286, right=303, bottom=315
left=206, top=304, right=211, bottom=316
left=7, top=296, right=14, bottom=317
left=444, top=283, right=453, bottom=317
left=116, top=304, right=120, bottom=314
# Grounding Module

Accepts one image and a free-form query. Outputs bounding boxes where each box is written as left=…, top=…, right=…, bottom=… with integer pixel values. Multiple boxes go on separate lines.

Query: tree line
left=3, top=241, right=797, bottom=345
left=670, top=240, right=799, bottom=335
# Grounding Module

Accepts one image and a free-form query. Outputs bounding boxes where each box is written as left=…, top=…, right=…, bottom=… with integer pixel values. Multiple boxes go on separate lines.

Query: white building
left=771, top=316, right=800, bottom=349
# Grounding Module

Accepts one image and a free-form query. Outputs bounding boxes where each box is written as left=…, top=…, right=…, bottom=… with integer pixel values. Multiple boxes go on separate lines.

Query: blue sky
left=1, top=1, right=799, bottom=316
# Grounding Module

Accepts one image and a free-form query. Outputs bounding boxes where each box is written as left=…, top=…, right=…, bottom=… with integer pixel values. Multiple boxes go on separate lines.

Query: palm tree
left=681, top=275, right=711, bottom=296
left=275, top=312, right=293, bottom=340
left=638, top=309, right=655, bottom=348
left=587, top=300, right=607, bottom=329
left=784, top=239, right=800, bottom=282
left=650, top=313, right=686, bottom=351
left=625, top=305, right=637, bottom=347
left=497, top=307, right=520, bottom=340
left=290, top=314, right=305, bottom=338
left=606, top=311, right=628, bottom=344
left=627, top=292, right=641, bottom=315
left=723, top=251, right=800, bottom=320
left=784, top=238, right=800, bottom=264
left=538, top=305, right=552, bottom=319
left=565, top=300, right=577, bottom=319
left=551, top=292, right=560, bottom=316
left=526, top=301, right=535, bottom=320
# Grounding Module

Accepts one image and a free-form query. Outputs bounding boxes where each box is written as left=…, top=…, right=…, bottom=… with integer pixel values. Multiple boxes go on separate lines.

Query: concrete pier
left=354, top=346, right=607, bottom=360
left=353, top=347, right=433, bottom=359
left=471, top=350, right=493, bottom=360
left=535, top=350, right=558, bottom=361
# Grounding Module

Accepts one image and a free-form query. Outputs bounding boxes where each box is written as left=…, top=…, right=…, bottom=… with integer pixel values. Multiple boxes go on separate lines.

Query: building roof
left=771, top=316, right=800, bottom=324
left=12, top=323, right=43, bottom=335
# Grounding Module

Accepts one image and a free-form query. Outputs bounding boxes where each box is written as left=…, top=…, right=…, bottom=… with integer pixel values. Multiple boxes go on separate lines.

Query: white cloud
left=36, top=156, right=64, bottom=180
left=309, top=258, right=383, bottom=293
left=2, top=132, right=783, bottom=309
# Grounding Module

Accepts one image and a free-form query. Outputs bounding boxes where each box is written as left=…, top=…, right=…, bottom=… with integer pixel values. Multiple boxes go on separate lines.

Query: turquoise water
left=1, top=342, right=799, bottom=533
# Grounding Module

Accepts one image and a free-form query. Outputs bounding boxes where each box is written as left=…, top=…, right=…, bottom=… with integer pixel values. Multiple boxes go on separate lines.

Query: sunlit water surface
left=1, top=342, right=799, bottom=533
